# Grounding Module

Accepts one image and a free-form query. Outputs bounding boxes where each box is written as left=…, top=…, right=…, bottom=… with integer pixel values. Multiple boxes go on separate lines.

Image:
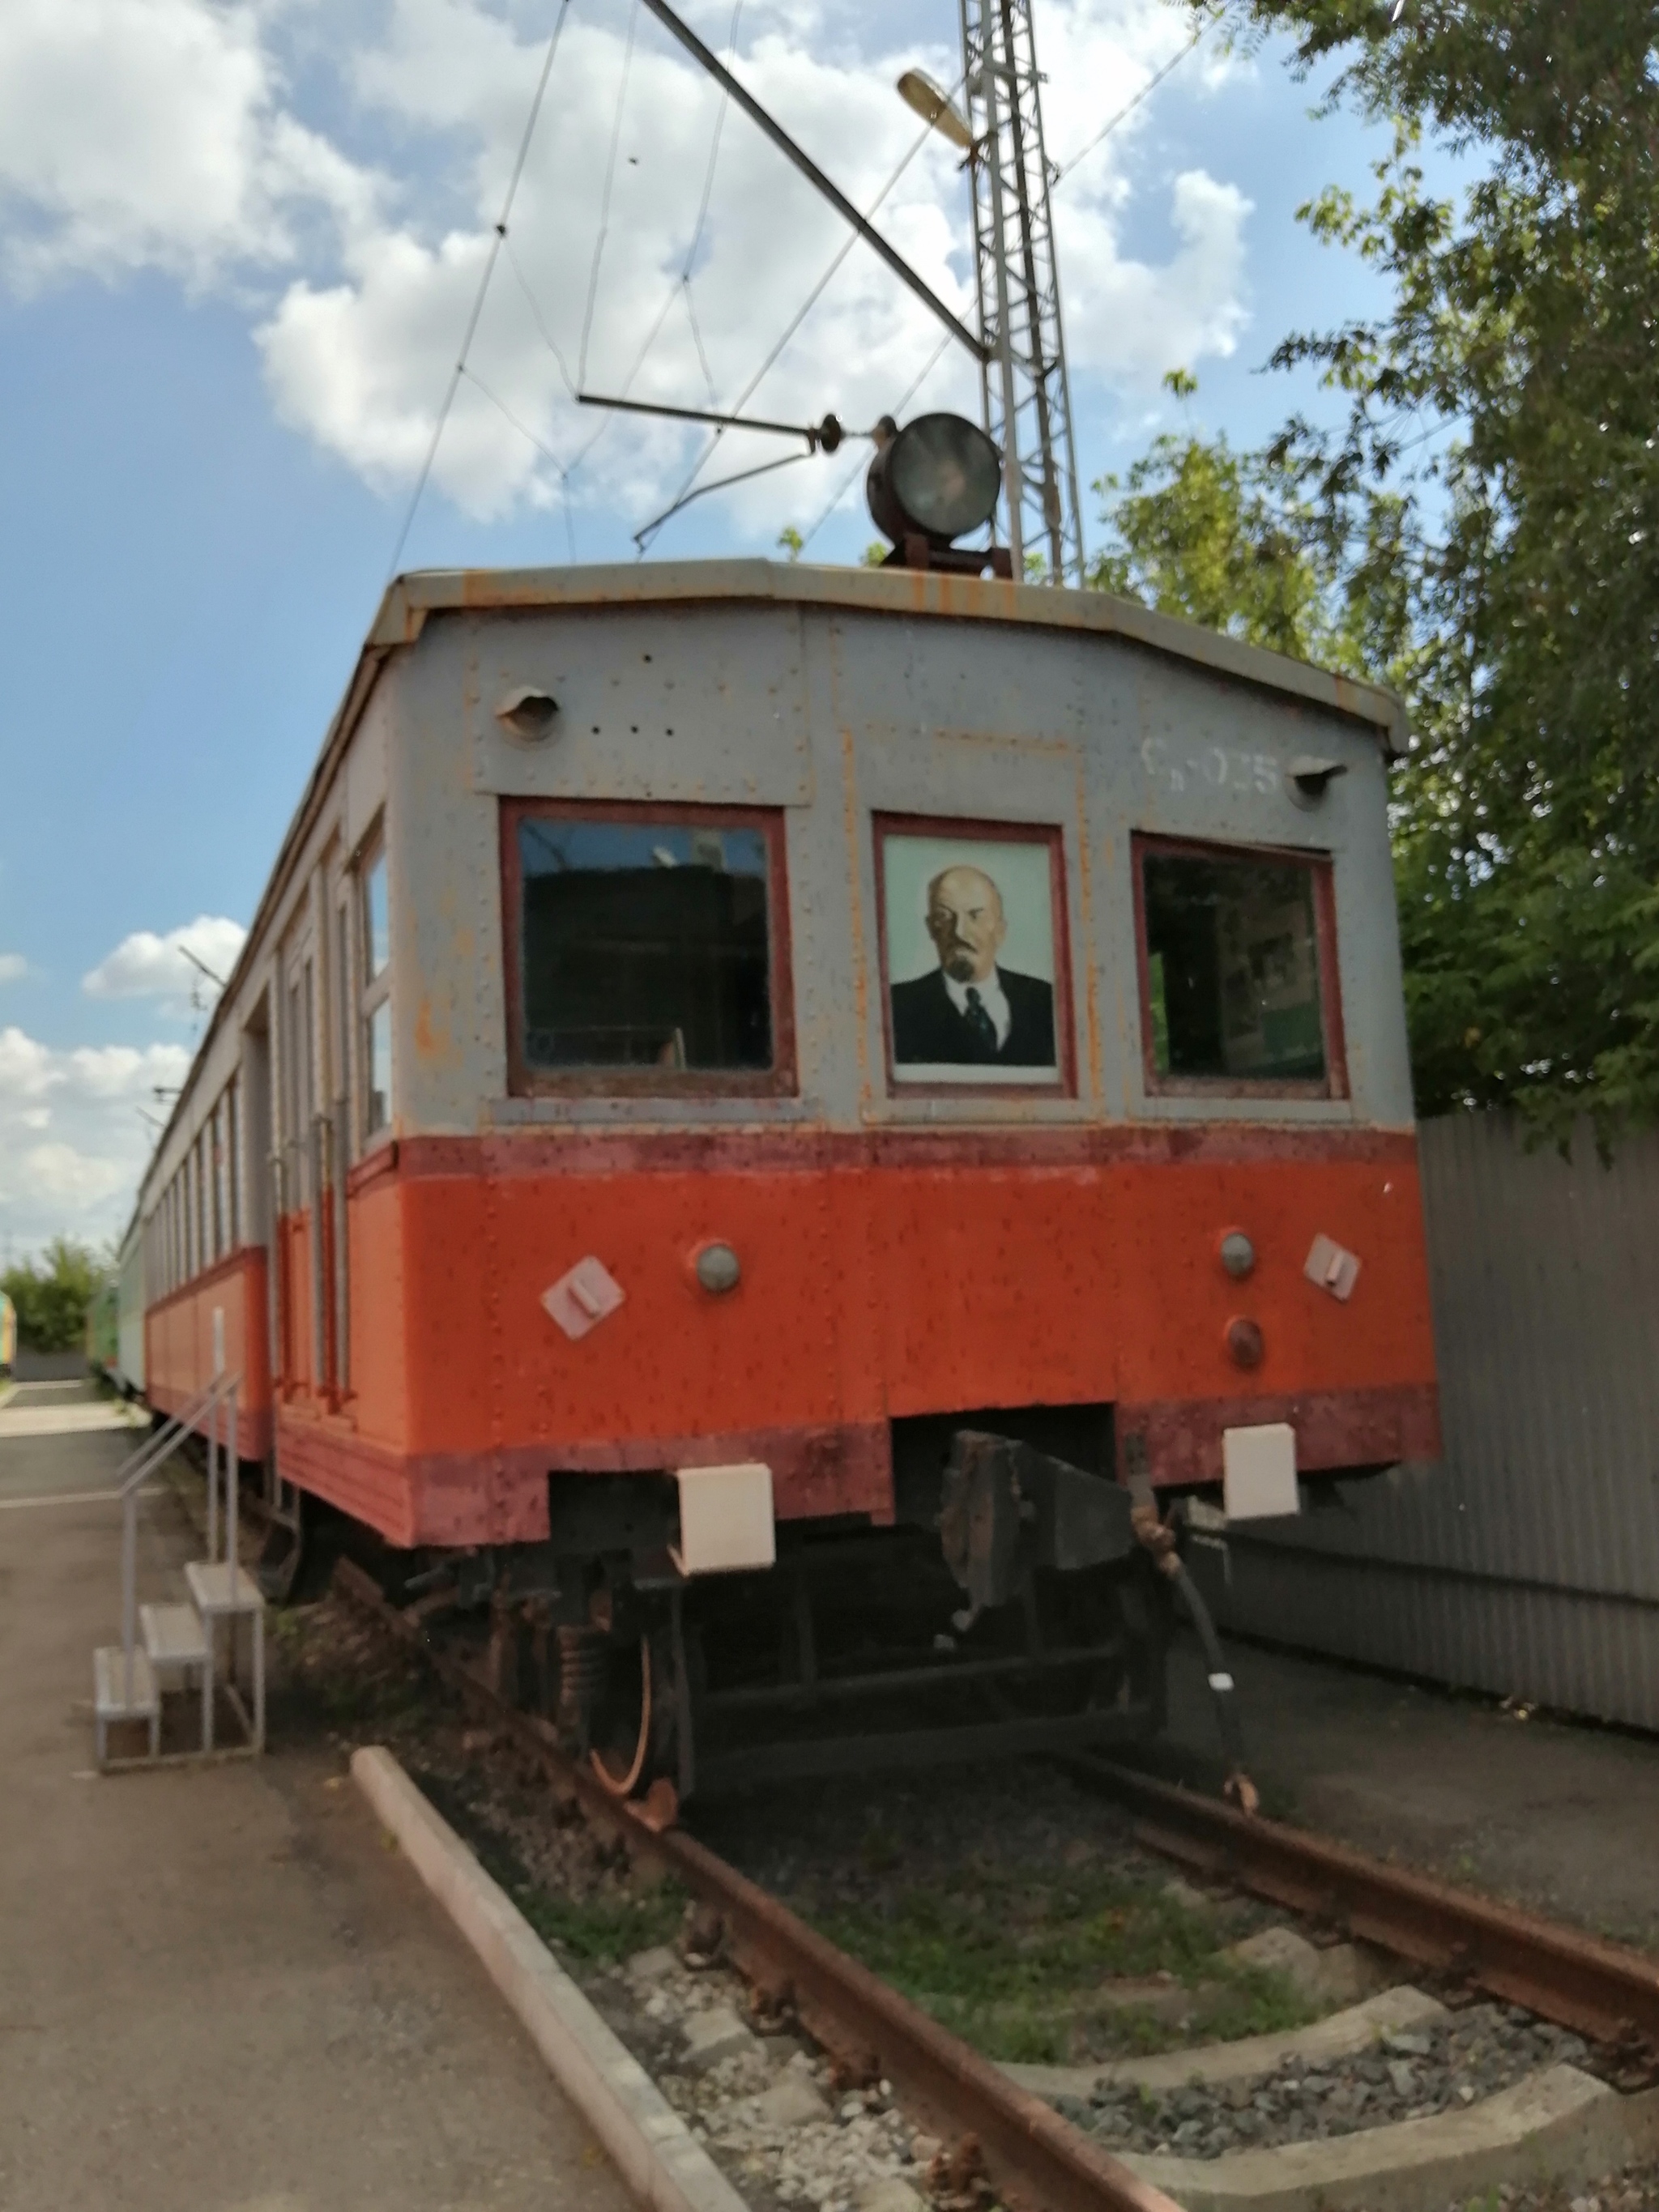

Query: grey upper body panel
left=132, top=560, right=1414, bottom=1238
left=384, top=567, right=1412, bottom=1137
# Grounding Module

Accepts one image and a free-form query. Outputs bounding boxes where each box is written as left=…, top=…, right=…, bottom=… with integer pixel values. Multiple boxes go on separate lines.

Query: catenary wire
left=638, top=73, right=966, bottom=551
left=383, top=0, right=574, bottom=583
left=780, top=36, right=1206, bottom=556
left=521, top=0, right=744, bottom=495
left=1051, top=25, right=1204, bottom=187
left=796, top=330, right=955, bottom=551
left=633, top=450, right=811, bottom=545
left=462, top=364, right=580, bottom=562
left=579, top=0, right=642, bottom=393
left=502, top=232, right=578, bottom=401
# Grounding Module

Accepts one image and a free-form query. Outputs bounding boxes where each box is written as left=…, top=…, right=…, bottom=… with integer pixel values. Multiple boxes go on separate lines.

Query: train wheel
left=589, top=1633, right=654, bottom=1798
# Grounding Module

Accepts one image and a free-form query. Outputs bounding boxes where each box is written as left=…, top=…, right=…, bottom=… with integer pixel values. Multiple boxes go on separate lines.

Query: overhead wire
left=787, top=35, right=1208, bottom=559
left=637, top=70, right=967, bottom=552
left=462, top=365, right=580, bottom=563
left=578, top=0, right=642, bottom=393
left=502, top=232, right=578, bottom=401
left=796, top=329, right=955, bottom=552
left=383, top=0, right=574, bottom=583
left=514, top=0, right=744, bottom=499
left=424, top=7, right=1202, bottom=570
left=1051, top=25, right=1205, bottom=188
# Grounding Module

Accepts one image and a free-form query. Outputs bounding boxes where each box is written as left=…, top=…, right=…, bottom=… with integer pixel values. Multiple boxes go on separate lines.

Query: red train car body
left=129, top=561, right=1438, bottom=1791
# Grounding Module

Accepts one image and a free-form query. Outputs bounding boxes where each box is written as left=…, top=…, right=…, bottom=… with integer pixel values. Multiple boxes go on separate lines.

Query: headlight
left=867, top=412, right=1002, bottom=548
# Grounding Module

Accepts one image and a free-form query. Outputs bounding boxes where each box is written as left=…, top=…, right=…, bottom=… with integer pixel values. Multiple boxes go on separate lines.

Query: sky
left=0, top=0, right=1404, bottom=1264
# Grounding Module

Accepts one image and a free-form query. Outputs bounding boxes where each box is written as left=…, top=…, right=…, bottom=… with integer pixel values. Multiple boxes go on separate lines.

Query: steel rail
left=1068, top=1756, right=1659, bottom=2086
left=331, top=1558, right=1183, bottom=2212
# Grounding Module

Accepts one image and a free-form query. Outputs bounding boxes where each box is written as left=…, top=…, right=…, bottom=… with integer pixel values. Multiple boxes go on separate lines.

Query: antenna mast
left=961, top=0, right=1085, bottom=582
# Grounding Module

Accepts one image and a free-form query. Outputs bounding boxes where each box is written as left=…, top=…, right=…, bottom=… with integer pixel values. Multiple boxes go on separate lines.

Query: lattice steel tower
left=960, top=0, right=1085, bottom=582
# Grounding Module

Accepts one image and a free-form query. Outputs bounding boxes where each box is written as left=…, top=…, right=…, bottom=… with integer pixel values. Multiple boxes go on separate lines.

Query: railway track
left=331, top=1556, right=1183, bottom=2212
left=330, top=1557, right=1659, bottom=2212
left=1064, top=1755, right=1659, bottom=2090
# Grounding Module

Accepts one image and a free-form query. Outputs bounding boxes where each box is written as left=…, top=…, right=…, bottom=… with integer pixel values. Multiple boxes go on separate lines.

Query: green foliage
left=811, top=1867, right=1311, bottom=2065
left=1096, top=5, right=1659, bottom=1145
left=2, top=1238, right=104, bottom=1351
left=521, top=1880, right=689, bottom=1967
left=776, top=524, right=804, bottom=562
left=860, top=539, right=891, bottom=567
left=1090, top=373, right=1384, bottom=671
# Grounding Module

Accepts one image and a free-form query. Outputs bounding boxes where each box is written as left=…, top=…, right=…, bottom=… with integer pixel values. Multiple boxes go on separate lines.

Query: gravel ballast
left=275, top=1588, right=1657, bottom=2212
left=1056, top=2004, right=1596, bottom=2160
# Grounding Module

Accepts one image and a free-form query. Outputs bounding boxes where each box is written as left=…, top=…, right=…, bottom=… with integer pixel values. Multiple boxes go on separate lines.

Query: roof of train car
left=130, top=558, right=1409, bottom=1225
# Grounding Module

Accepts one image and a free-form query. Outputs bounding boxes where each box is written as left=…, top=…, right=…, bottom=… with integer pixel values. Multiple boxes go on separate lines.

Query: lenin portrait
left=883, top=829, right=1062, bottom=1080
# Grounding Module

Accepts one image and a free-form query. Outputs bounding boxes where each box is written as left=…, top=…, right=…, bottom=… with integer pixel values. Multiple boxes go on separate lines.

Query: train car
left=128, top=549, right=1439, bottom=1802
left=86, top=1278, right=120, bottom=1387
left=114, top=1217, right=147, bottom=1398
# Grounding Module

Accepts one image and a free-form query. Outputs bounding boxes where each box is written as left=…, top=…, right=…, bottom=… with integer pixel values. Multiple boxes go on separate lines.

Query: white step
left=141, top=1601, right=208, bottom=1672
left=93, top=1644, right=158, bottom=1720
left=185, top=1560, right=265, bottom=1617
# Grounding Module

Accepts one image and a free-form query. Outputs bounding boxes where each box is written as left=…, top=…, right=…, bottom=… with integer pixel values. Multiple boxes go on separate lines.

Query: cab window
left=504, top=805, right=791, bottom=1093
left=1137, top=836, right=1344, bottom=1095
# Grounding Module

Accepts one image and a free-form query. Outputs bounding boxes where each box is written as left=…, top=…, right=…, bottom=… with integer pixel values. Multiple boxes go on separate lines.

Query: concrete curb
left=1119, top=2063, right=1659, bottom=2212
left=1003, top=1986, right=1448, bottom=2100
left=351, top=1745, right=748, bottom=2212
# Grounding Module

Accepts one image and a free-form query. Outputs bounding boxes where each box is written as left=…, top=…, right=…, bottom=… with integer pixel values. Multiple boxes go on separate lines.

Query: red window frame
left=1132, top=832, right=1349, bottom=1102
left=500, top=797, right=796, bottom=1098
left=873, top=812, right=1077, bottom=1099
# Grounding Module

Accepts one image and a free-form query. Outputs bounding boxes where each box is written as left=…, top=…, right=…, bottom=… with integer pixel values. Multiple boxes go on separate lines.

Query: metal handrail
left=115, top=1375, right=224, bottom=1498
left=118, top=1369, right=243, bottom=1708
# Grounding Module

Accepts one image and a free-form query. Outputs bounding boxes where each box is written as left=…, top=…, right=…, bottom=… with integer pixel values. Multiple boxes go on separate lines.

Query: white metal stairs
left=92, top=1371, right=267, bottom=1769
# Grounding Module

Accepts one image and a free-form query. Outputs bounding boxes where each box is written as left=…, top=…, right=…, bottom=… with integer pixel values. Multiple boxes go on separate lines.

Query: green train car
left=86, top=1279, right=120, bottom=1387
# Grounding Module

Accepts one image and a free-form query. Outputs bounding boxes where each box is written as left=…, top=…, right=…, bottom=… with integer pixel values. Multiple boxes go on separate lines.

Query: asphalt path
left=0, top=1383, right=637, bottom=2212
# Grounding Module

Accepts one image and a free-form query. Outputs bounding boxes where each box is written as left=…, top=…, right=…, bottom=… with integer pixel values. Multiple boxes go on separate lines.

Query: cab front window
left=504, top=803, right=792, bottom=1094
left=1137, top=835, right=1345, bottom=1097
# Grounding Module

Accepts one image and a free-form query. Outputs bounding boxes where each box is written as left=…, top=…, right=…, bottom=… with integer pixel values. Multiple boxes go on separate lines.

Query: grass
left=808, top=1857, right=1316, bottom=2066
left=520, top=1882, right=690, bottom=1967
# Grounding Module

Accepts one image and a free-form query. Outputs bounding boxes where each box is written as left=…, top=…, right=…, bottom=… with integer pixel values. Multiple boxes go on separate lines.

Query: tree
left=1090, top=371, right=1390, bottom=671
left=2, top=1238, right=105, bottom=1352
left=1096, top=3, right=1659, bottom=1144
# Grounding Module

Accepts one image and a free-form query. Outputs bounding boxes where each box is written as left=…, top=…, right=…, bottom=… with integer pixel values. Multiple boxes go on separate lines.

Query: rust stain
left=834, top=643, right=872, bottom=1108
left=1076, top=759, right=1102, bottom=1101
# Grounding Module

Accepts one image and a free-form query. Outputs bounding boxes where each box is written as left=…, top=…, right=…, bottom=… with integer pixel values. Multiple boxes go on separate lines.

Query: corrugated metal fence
left=1204, top=1112, right=1659, bottom=1730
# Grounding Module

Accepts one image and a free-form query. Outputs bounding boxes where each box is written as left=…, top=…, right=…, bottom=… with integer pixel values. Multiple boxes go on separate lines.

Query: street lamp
left=896, top=70, right=974, bottom=152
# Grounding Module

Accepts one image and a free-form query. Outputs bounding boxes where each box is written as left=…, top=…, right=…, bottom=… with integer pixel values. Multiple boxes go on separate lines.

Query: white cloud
left=0, top=1025, right=58, bottom=1102
left=252, top=0, right=1249, bottom=532
left=1060, top=168, right=1252, bottom=387
left=0, top=1025, right=189, bottom=1252
left=0, top=0, right=1251, bottom=540
left=0, top=954, right=25, bottom=983
left=17, top=1141, right=128, bottom=1209
left=0, top=0, right=380, bottom=288
left=82, top=915, right=247, bottom=1018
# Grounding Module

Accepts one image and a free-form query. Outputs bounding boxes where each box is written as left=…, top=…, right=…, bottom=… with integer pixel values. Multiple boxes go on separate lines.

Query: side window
left=226, top=1078, right=241, bottom=1247
left=211, top=1103, right=225, bottom=1263
left=359, top=838, right=392, bottom=1137
left=503, top=806, right=791, bottom=1093
left=1137, top=835, right=1345, bottom=1097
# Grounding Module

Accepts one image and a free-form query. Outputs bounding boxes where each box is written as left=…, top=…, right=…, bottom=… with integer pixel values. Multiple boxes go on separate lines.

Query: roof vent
left=495, top=687, right=560, bottom=742
left=1287, top=755, right=1348, bottom=806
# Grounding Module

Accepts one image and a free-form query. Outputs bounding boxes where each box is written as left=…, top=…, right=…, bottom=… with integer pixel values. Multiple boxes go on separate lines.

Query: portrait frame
left=1131, top=831, right=1349, bottom=1102
left=873, top=812, right=1076, bottom=1097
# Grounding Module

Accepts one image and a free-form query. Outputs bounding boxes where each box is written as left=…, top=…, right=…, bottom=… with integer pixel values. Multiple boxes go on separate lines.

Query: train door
left=326, top=863, right=352, bottom=1398
left=279, top=915, right=319, bottom=1396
